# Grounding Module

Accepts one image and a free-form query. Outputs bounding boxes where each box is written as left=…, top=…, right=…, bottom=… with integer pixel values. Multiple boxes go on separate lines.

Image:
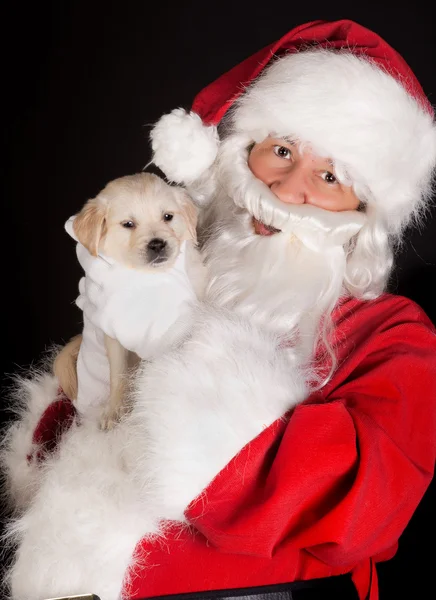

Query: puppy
left=54, top=172, right=205, bottom=429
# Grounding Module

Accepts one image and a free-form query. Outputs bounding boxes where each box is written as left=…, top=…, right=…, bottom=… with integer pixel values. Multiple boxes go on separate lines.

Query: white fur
left=6, top=419, right=159, bottom=600
left=125, top=304, right=308, bottom=521
left=150, top=108, right=219, bottom=184
left=1, top=372, right=61, bottom=513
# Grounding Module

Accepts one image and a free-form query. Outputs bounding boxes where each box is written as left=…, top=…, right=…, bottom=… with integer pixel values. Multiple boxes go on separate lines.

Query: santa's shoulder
left=321, top=293, right=436, bottom=395
left=333, top=293, right=434, bottom=331
left=327, top=293, right=436, bottom=372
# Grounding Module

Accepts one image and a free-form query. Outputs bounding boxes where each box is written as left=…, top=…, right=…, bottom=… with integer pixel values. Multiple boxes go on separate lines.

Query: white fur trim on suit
left=0, top=372, right=60, bottom=513
left=232, top=50, right=436, bottom=235
left=125, top=305, right=308, bottom=521
left=150, top=108, right=219, bottom=184
left=6, top=420, right=157, bottom=600
left=5, top=305, right=307, bottom=600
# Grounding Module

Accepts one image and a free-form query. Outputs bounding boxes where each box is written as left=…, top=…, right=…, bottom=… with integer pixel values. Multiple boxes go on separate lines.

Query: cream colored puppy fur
left=54, top=172, right=205, bottom=429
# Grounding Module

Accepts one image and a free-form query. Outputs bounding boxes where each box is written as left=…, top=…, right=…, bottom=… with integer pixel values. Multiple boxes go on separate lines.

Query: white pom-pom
left=150, top=108, right=219, bottom=184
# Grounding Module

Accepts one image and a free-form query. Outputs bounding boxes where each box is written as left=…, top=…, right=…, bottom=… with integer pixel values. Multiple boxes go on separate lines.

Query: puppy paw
left=100, top=412, right=118, bottom=431
left=99, top=403, right=129, bottom=431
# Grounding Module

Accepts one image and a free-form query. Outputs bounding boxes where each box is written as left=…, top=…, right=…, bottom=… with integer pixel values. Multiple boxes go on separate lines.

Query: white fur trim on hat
left=231, top=49, right=436, bottom=235
left=150, top=108, right=219, bottom=184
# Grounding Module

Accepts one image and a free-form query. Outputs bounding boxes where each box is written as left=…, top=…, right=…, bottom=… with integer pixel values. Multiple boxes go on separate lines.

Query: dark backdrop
left=2, top=2, right=435, bottom=597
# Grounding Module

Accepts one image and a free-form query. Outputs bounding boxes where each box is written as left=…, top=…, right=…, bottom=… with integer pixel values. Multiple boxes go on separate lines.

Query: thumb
left=65, top=216, right=78, bottom=241
left=76, top=293, right=85, bottom=311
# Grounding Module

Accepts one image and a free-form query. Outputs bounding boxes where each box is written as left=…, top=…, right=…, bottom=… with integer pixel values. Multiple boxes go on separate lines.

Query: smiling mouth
left=252, top=217, right=281, bottom=236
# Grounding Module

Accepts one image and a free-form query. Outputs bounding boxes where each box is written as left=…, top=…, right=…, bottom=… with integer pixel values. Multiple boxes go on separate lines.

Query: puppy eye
left=163, top=213, right=174, bottom=222
left=121, top=220, right=136, bottom=228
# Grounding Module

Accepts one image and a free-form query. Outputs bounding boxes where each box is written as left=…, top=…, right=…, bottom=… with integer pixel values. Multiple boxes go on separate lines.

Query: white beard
left=201, top=176, right=366, bottom=370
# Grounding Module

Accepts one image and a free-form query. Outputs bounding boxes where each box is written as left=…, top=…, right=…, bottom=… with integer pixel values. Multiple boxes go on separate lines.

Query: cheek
left=167, top=216, right=185, bottom=240
left=308, top=187, right=360, bottom=212
left=102, top=226, right=134, bottom=255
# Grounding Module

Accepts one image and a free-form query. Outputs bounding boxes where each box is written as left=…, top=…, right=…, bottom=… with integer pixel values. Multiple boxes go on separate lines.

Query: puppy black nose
left=147, top=238, right=167, bottom=254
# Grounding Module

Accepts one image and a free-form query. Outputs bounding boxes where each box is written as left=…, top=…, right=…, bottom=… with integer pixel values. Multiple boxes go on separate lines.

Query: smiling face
left=73, top=173, right=198, bottom=270
left=247, top=137, right=360, bottom=234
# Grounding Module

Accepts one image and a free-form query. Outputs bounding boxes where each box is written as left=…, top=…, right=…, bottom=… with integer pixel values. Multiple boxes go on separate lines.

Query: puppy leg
left=101, top=335, right=130, bottom=430
left=53, top=334, right=82, bottom=400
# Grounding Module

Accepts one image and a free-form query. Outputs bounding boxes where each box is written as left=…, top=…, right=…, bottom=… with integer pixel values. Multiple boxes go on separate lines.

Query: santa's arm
left=183, top=301, right=436, bottom=567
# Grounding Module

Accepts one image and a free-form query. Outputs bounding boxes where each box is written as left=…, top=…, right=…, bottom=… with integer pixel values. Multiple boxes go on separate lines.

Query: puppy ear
left=175, top=189, right=198, bottom=243
left=73, top=198, right=107, bottom=256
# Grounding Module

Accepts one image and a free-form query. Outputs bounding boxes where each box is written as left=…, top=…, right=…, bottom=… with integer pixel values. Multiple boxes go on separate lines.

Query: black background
left=2, top=1, right=435, bottom=597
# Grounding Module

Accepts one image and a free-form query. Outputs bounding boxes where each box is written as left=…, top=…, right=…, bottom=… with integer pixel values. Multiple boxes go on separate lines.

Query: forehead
left=104, top=177, right=179, bottom=218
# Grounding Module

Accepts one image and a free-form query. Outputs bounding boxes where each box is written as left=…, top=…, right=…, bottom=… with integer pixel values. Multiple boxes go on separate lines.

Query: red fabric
left=126, top=294, right=436, bottom=600
left=26, top=389, right=77, bottom=464
left=192, top=20, right=433, bottom=125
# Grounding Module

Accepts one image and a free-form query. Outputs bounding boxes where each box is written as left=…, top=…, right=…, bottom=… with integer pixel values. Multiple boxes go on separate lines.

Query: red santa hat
left=150, top=19, right=436, bottom=235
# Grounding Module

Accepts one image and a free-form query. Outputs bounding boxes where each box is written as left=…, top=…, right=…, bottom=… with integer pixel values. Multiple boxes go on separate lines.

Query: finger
left=80, top=298, right=98, bottom=324
left=64, top=216, right=78, bottom=241
left=77, top=277, right=99, bottom=311
left=85, top=277, right=103, bottom=306
left=76, top=294, right=85, bottom=310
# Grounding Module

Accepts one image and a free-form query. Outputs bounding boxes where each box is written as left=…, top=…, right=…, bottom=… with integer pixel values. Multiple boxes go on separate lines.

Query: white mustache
left=232, top=176, right=366, bottom=251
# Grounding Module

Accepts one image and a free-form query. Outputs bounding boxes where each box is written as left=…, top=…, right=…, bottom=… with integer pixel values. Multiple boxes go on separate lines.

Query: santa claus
left=2, top=19, right=436, bottom=600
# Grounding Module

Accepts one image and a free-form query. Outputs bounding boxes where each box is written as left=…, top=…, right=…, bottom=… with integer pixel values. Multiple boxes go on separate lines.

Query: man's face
left=248, top=137, right=360, bottom=213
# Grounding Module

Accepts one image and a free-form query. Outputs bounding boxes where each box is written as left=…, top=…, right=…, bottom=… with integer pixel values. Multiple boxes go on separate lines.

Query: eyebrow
left=281, top=136, right=297, bottom=145
left=279, top=137, right=335, bottom=166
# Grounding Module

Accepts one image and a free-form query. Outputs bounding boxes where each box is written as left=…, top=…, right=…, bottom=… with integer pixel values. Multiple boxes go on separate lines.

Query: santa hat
left=150, top=20, right=436, bottom=235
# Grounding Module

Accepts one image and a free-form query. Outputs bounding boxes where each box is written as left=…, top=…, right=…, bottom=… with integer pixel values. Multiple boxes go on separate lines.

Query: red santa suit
left=9, top=293, right=436, bottom=600
left=127, top=294, right=436, bottom=600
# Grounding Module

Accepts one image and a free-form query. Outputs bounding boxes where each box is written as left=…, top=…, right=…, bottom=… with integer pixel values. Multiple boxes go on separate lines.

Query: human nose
left=269, top=165, right=307, bottom=205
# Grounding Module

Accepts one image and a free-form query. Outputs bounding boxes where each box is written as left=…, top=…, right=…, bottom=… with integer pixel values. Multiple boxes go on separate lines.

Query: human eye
left=321, top=171, right=338, bottom=184
left=273, top=145, right=292, bottom=160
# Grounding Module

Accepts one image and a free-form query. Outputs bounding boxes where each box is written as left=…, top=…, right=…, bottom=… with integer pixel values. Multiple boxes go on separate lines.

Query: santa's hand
left=75, top=242, right=197, bottom=359
left=75, top=312, right=111, bottom=416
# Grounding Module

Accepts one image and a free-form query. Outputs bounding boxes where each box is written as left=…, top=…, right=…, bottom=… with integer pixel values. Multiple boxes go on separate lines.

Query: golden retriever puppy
left=54, top=172, right=205, bottom=430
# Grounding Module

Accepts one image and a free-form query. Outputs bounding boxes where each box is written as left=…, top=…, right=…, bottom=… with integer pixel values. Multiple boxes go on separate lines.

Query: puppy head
left=75, top=173, right=198, bottom=270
